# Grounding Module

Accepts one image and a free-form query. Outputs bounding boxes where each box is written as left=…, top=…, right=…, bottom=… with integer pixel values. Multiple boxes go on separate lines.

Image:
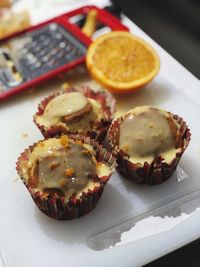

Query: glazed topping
left=119, top=106, right=179, bottom=163
left=35, top=91, right=105, bottom=132
left=27, top=137, right=97, bottom=197
left=42, top=92, right=89, bottom=125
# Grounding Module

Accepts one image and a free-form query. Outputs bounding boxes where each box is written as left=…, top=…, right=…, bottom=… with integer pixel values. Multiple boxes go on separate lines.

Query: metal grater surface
left=0, top=23, right=86, bottom=91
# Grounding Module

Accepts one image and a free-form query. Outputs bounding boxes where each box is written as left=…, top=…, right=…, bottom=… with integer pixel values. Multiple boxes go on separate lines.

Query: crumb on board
left=13, top=177, right=19, bottom=182
left=22, top=133, right=28, bottom=138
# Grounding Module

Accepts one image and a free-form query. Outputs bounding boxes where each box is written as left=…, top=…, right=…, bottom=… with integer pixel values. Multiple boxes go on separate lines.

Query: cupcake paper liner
left=33, top=86, right=116, bottom=143
left=16, top=135, right=116, bottom=220
left=107, top=113, right=191, bottom=185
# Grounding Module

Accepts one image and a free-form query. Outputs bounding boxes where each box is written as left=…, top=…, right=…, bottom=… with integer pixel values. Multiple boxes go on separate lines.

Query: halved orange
left=86, top=31, right=160, bottom=93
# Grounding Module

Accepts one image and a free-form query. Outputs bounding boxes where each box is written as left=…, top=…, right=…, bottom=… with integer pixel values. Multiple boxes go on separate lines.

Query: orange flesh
left=92, top=36, right=156, bottom=83
left=86, top=32, right=160, bottom=92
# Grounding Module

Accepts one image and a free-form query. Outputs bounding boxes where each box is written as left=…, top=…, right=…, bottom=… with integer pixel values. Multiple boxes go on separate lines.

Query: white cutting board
left=1, top=1, right=200, bottom=267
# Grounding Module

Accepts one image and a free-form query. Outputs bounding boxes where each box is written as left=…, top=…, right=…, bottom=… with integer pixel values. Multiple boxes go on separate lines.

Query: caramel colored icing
left=119, top=106, right=181, bottom=164
left=26, top=137, right=98, bottom=198
left=36, top=92, right=104, bottom=132
left=40, top=92, right=88, bottom=126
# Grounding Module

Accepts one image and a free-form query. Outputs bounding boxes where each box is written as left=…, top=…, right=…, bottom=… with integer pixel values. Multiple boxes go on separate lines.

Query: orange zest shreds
left=122, top=144, right=129, bottom=152
left=49, top=161, right=59, bottom=170
left=38, top=142, right=45, bottom=148
left=59, top=178, right=67, bottom=187
left=60, top=135, right=69, bottom=148
left=95, top=161, right=101, bottom=170
left=86, top=31, right=160, bottom=93
left=82, top=149, right=90, bottom=155
left=65, top=167, right=75, bottom=177
left=76, top=140, right=83, bottom=145
left=43, top=193, right=49, bottom=200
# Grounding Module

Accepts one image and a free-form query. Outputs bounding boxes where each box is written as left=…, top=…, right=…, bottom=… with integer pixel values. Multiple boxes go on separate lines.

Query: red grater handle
left=66, top=5, right=129, bottom=32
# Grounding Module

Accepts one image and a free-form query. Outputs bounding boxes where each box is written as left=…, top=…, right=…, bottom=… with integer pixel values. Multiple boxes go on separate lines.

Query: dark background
left=111, top=0, right=200, bottom=266
left=113, top=0, right=200, bottom=79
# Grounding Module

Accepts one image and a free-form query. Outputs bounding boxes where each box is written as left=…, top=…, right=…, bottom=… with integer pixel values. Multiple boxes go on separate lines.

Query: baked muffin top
left=119, top=106, right=181, bottom=164
left=21, top=136, right=111, bottom=199
left=35, top=91, right=104, bottom=133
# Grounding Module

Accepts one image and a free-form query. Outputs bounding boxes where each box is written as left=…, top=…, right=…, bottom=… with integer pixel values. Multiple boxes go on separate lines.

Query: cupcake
left=107, top=106, right=191, bottom=185
left=33, top=86, right=115, bottom=142
left=16, top=135, right=116, bottom=220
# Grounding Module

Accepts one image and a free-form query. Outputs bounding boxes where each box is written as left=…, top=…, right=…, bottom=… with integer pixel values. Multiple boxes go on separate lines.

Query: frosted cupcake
left=107, top=106, right=191, bottom=185
left=34, top=86, right=115, bottom=142
left=16, top=135, right=116, bottom=220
